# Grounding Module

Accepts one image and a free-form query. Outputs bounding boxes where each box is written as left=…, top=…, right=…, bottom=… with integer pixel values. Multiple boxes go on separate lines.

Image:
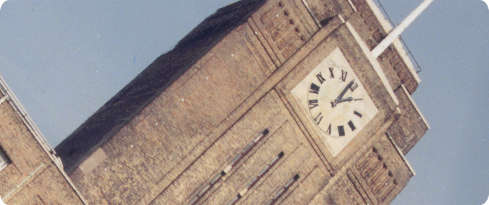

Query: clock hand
left=331, top=80, right=355, bottom=107
left=336, top=80, right=355, bottom=101
left=337, top=97, right=363, bottom=103
left=338, top=97, right=353, bottom=102
left=332, top=97, right=363, bottom=107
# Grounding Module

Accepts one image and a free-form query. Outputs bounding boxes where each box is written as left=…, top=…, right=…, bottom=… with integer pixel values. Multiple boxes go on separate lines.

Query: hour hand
left=331, top=80, right=355, bottom=107
left=332, top=96, right=363, bottom=107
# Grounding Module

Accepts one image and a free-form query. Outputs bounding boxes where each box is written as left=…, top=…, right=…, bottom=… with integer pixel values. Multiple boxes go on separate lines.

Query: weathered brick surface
left=55, top=0, right=268, bottom=171
left=149, top=91, right=326, bottom=204
left=5, top=165, right=83, bottom=204
left=0, top=0, right=429, bottom=204
left=0, top=95, right=47, bottom=178
left=54, top=0, right=428, bottom=204
left=352, top=0, right=420, bottom=93
left=307, top=0, right=419, bottom=94
left=153, top=91, right=294, bottom=203
left=309, top=174, right=366, bottom=204
left=388, top=86, right=429, bottom=154
left=68, top=22, right=272, bottom=204
left=277, top=164, right=330, bottom=204
left=304, top=0, right=355, bottom=23
left=354, top=133, right=413, bottom=204
left=250, top=0, right=318, bottom=64
left=0, top=92, right=83, bottom=204
left=308, top=133, right=413, bottom=205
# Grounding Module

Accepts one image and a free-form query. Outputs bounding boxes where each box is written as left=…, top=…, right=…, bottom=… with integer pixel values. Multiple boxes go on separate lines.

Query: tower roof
left=55, top=0, right=266, bottom=172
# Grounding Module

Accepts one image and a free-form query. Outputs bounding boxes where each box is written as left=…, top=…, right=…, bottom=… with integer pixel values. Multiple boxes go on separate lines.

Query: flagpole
left=371, top=0, right=434, bottom=58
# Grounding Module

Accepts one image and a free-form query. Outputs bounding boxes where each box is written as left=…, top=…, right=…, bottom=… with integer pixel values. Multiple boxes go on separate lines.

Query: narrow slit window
left=266, top=174, right=300, bottom=205
left=229, top=151, right=284, bottom=205
left=0, top=147, right=10, bottom=171
left=189, top=129, right=269, bottom=205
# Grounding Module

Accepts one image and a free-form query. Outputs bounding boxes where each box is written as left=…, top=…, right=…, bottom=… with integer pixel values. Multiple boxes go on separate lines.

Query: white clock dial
left=292, top=48, right=378, bottom=156
left=307, top=66, right=365, bottom=138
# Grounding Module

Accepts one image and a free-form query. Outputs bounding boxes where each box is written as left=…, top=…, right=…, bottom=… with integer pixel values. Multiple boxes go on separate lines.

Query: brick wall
left=0, top=92, right=84, bottom=203
left=68, top=18, right=275, bottom=204
left=388, top=86, right=429, bottom=154
left=63, top=0, right=428, bottom=203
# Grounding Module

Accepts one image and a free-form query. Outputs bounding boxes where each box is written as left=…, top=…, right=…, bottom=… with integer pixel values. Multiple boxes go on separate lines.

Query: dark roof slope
left=55, top=0, right=266, bottom=172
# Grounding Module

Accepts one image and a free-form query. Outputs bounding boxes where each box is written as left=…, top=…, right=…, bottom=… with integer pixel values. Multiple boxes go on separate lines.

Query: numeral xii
left=341, top=70, right=347, bottom=82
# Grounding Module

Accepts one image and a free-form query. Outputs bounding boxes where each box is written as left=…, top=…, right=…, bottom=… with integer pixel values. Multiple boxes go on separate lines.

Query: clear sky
left=0, top=0, right=488, bottom=204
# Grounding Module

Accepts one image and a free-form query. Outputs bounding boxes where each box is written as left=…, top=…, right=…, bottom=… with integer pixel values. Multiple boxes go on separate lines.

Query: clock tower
left=53, top=0, right=431, bottom=204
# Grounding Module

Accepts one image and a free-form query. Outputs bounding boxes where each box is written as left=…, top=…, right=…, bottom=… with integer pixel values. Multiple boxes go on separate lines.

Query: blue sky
left=379, top=1, right=489, bottom=204
left=0, top=0, right=487, bottom=204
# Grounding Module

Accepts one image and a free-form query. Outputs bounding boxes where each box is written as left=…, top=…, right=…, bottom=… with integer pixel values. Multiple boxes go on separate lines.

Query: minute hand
left=335, top=80, right=355, bottom=101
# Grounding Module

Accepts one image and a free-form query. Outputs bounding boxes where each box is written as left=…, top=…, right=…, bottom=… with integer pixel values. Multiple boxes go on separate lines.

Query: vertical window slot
left=229, top=152, right=284, bottom=204
left=189, top=129, right=270, bottom=205
left=266, top=174, right=300, bottom=205
left=0, top=147, right=10, bottom=171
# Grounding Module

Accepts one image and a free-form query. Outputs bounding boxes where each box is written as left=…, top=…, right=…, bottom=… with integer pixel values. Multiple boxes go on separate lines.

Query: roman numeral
left=350, top=82, right=358, bottom=92
left=313, top=113, right=323, bottom=125
left=326, top=123, right=332, bottom=135
left=354, top=111, right=363, bottom=118
left=309, top=83, right=320, bottom=94
left=348, top=120, right=356, bottom=131
left=341, top=70, right=347, bottom=82
left=308, top=99, right=319, bottom=109
left=316, top=72, right=326, bottom=84
left=329, top=67, right=334, bottom=78
left=338, top=125, right=345, bottom=137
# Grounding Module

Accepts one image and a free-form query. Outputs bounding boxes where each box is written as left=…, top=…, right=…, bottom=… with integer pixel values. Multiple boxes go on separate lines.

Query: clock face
left=292, top=48, right=378, bottom=156
left=307, top=66, right=366, bottom=138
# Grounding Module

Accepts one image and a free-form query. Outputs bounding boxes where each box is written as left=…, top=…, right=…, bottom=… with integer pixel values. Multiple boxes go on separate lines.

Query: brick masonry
left=0, top=0, right=429, bottom=204
left=62, top=0, right=428, bottom=204
left=0, top=91, right=84, bottom=204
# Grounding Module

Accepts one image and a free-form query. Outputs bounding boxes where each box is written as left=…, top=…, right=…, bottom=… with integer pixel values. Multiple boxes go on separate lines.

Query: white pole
left=371, top=0, right=434, bottom=58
